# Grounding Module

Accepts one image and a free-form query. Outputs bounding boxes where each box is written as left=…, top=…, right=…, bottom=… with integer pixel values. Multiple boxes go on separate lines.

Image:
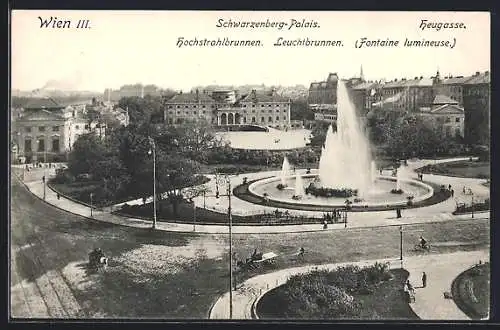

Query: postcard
left=10, top=10, right=491, bottom=321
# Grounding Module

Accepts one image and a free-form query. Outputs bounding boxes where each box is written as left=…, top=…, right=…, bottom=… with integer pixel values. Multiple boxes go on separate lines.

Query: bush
left=390, top=189, right=404, bottom=194
left=277, top=183, right=287, bottom=190
left=51, top=170, right=75, bottom=184
left=306, top=183, right=358, bottom=198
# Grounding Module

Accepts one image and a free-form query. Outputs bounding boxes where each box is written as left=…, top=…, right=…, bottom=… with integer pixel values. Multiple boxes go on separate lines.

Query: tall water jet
left=294, top=174, right=305, bottom=197
left=371, top=160, right=377, bottom=184
left=281, top=156, right=291, bottom=186
left=318, top=80, right=372, bottom=196
left=396, top=165, right=408, bottom=191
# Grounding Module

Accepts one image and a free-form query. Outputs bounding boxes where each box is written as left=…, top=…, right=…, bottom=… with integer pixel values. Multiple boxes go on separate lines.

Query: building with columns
left=163, top=89, right=291, bottom=129
left=417, top=94, right=465, bottom=138
left=12, top=97, right=105, bottom=163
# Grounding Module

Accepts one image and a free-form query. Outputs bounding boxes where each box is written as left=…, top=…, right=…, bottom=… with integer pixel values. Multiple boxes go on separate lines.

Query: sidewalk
left=17, top=169, right=488, bottom=234
left=209, top=250, right=489, bottom=320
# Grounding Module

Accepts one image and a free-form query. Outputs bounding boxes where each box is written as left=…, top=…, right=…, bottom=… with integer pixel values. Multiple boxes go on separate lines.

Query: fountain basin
left=248, top=172, right=434, bottom=209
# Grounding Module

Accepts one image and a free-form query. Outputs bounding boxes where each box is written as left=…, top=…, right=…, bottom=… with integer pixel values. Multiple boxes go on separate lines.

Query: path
left=13, top=157, right=489, bottom=234
left=209, top=250, right=489, bottom=320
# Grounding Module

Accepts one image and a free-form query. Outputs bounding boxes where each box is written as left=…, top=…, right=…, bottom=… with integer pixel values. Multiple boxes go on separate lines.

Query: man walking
left=422, top=272, right=427, bottom=288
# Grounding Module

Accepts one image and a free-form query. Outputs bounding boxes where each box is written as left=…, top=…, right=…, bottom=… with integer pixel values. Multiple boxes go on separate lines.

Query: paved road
left=9, top=177, right=162, bottom=318
left=209, top=250, right=489, bottom=320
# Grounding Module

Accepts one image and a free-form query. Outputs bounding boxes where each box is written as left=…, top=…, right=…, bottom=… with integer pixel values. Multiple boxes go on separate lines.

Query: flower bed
left=305, top=183, right=358, bottom=198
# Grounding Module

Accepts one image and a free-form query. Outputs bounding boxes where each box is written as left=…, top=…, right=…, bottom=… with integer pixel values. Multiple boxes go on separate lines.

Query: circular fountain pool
left=246, top=172, right=434, bottom=210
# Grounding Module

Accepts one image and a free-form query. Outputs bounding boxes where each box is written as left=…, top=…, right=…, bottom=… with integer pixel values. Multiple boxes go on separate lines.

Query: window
left=84, top=124, right=90, bottom=129
left=177, top=105, right=180, bottom=109
left=177, top=111, right=181, bottom=115
left=445, top=117, right=451, bottom=123
left=168, top=106, right=173, bottom=109
left=193, top=105, right=197, bottom=108
left=283, top=116, right=287, bottom=120
left=39, top=126, right=45, bottom=132
left=276, top=116, right=279, bottom=121
left=261, top=105, right=265, bottom=107
left=252, top=104, right=255, bottom=108
left=52, top=138, right=60, bottom=152
left=24, top=139, right=32, bottom=152
left=52, top=126, right=59, bottom=132
left=25, top=127, right=32, bottom=133
left=37, top=139, right=45, bottom=152
left=203, top=105, right=206, bottom=108
left=455, top=117, right=460, bottom=123
left=268, top=116, right=272, bottom=122
left=455, top=128, right=461, bottom=137
left=75, top=125, right=80, bottom=129
left=185, top=105, right=188, bottom=108
left=268, top=104, right=272, bottom=107
left=261, top=117, right=265, bottom=122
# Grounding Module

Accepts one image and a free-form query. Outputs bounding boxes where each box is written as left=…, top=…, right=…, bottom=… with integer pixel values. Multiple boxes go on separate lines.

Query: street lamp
left=471, top=192, right=474, bottom=219
left=148, top=137, right=157, bottom=229
left=219, top=174, right=234, bottom=319
left=192, top=198, right=196, bottom=232
left=38, top=139, right=48, bottom=200
left=90, top=192, right=93, bottom=217
left=399, top=226, right=403, bottom=269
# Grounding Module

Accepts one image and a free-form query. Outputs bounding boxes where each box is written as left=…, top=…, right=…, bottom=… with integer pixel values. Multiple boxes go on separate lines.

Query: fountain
left=280, top=156, right=291, bottom=187
left=294, top=174, right=305, bottom=198
left=239, top=77, right=435, bottom=211
left=318, top=81, right=372, bottom=196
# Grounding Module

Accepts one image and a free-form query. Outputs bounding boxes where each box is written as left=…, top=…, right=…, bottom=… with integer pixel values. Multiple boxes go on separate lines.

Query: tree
left=290, top=98, right=314, bottom=121
left=68, top=133, right=108, bottom=175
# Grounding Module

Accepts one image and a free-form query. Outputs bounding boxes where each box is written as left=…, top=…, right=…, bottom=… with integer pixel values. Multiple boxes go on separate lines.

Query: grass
left=48, top=175, right=209, bottom=207
left=451, top=263, right=490, bottom=320
left=11, top=178, right=490, bottom=319
left=418, top=160, right=490, bottom=179
left=256, top=268, right=418, bottom=320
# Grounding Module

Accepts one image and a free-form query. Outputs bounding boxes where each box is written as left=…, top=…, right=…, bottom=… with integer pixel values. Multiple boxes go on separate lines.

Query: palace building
left=163, top=88, right=291, bottom=129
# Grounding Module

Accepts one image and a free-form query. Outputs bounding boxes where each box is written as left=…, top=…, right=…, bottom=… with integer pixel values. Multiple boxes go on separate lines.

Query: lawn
left=48, top=175, right=209, bottom=207
left=256, top=268, right=418, bottom=320
left=418, top=160, right=490, bottom=179
left=451, top=263, right=490, bottom=320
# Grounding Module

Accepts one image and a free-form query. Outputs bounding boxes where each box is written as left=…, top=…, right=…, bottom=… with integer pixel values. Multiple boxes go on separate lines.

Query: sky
left=11, top=10, right=490, bottom=92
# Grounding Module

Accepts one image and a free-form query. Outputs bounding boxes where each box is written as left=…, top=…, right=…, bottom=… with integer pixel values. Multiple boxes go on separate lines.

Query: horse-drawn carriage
left=88, top=248, right=108, bottom=271
left=236, top=250, right=279, bottom=271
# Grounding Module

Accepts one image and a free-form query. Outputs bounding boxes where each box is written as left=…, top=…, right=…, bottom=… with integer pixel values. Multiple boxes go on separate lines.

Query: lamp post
left=90, top=192, right=93, bottom=217
left=471, top=192, right=474, bottom=219
left=192, top=199, right=196, bottom=232
left=227, top=176, right=234, bottom=319
left=399, top=226, right=403, bottom=269
left=148, top=137, right=157, bottom=229
left=38, top=139, right=47, bottom=200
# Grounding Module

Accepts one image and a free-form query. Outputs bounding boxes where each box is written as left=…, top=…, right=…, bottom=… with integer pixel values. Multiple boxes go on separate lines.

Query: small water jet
left=293, top=174, right=305, bottom=200
left=280, top=156, right=291, bottom=187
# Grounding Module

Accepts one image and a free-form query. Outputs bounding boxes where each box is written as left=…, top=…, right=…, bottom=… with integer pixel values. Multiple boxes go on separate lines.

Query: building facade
left=12, top=98, right=105, bottom=163
left=462, top=72, right=490, bottom=145
left=417, top=95, right=465, bottom=138
left=163, top=89, right=291, bottom=129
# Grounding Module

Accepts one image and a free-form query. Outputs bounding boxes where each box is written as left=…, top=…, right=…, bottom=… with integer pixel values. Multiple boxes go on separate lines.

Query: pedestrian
left=451, top=189, right=454, bottom=197
left=396, top=208, right=402, bottom=218
left=420, top=173, right=424, bottom=181
left=323, top=220, right=328, bottom=230
left=448, top=184, right=452, bottom=191
left=422, top=272, right=427, bottom=288
left=463, top=186, right=466, bottom=194
left=57, top=193, right=60, bottom=200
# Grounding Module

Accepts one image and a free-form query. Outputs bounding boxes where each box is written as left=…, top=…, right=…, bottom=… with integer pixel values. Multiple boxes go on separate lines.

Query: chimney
left=420, top=76, right=423, bottom=79
left=475, top=71, right=480, bottom=76
left=485, top=71, right=490, bottom=75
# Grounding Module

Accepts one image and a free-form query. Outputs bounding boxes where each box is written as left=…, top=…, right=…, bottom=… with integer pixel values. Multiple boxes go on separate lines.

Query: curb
left=14, top=173, right=491, bottom=235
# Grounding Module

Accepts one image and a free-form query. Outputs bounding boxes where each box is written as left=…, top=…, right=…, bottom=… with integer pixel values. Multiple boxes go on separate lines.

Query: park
left=11, top=82, right=490, bottom=320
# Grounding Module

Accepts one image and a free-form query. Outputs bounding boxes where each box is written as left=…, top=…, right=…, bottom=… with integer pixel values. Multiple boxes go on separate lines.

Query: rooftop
left=165, top=92, right=216, bottom=104
left=464, top=72, right=490, bottom=85
left=433, top=94, right=459, bottom=105
left=23, top=97, right=63, bottom=109
left=240, top=90, right=290, bottom=103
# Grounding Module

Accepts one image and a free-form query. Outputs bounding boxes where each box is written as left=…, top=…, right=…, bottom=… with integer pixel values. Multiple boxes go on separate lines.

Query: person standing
left=422, top=272, right=427, bottom=288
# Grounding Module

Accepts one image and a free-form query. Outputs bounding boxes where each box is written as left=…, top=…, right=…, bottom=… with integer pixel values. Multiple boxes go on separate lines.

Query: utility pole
left=400, top=226, right=403, bottom=269
left=471, top=193, right=474, bottom=219
left=193, top=199, right=196, bottom=232
left=90, top=192, right=93, bottom=217
left=228, top=178, right=233, bottom=319
left=148, top=137, right=157, bottom=229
